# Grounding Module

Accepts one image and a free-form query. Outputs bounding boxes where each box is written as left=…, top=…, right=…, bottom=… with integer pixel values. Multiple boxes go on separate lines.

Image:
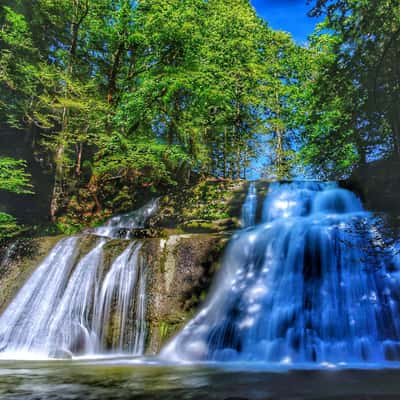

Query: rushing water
left=92, top=200, right=159, bottom=239
left=162, top=182, right=400, bottom=365
left=0, top=201, right=157, bottom=359
left=241, top=182, right=258, bottom=228
left=2, top=182, right=400, bottom=399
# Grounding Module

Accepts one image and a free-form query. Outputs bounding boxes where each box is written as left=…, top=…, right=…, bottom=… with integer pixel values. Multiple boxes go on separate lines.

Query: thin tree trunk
left=391, top=112, right=400, bottom=159
left=50, top=143, right=65, bottom=221
left=88, top=175, right=102, bottom=213
left=276, top=128, right=283, bottom=179
left=107, top=42, right=124, bottom=104
left=236, top=144, right=241, bottom=179
left=76, top=142, right=83, bottom=176
left=223, top=127, right=227, bottom=178
left=50, top=0, right=89, bottom=221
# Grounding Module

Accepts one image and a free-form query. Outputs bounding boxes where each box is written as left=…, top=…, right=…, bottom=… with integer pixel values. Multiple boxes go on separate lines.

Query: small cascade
left=93, top=242, right=146, bottom=354
left=241, top=182, right=258, bottom=228
left=0, top=200, right=157, bottom=359
left=93, top=199, right=159, bottom=239
left=162, top=182, right=400, bottom=365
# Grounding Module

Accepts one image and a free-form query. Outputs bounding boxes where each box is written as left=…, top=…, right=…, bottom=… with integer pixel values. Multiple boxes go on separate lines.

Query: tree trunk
left=88, top=175, right=102, bottom=213
left=391, top=113, right=400, bottom=159
left=276, top=128, right=283, bottom=180
left=107, top=42, right=124, bottom=104
left=50, top=0, right=89, bottom=221
left=50, top=143, right=65, bottom=221
left=223, top=127, right=227, bottom=178
left=236, top=144, right=241, bottom=179
left=75, top=142, right=83, bottom=176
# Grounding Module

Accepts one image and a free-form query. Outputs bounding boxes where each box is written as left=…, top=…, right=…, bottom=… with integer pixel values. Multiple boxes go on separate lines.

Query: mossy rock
left=0, top=235, right=65, bottom=313
left=142, top=233, right=229, bottom=354
left=149, top=179, right=248, bottom=230
left=179, top=218, right=240, bottom=233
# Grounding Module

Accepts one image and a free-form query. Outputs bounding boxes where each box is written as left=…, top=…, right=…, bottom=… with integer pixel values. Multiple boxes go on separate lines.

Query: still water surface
left=1, top=358, right=400, bottom=399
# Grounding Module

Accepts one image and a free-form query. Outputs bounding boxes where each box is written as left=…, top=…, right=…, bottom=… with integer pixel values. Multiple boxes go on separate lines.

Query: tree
left=299, top=0, right=400, bottom=178
left=0, top=157, right=33, bottom=239
left=0, top=0, right=314, bottom=227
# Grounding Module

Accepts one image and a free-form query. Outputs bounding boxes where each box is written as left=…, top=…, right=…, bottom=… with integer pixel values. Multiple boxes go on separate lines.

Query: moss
left=142, top=233, right=229, bottom=354
left=159, top=321, right=170, bottom=341
left=159, top=247, right=167, bottom=274
left=150, top=311, right=197, bottom=349
left=74, top=235, right=100, bottom=260
left=103, top=239, right=130, bottom=259
left=150, top=179, right=247, bottom=232
left=180, top=220, right=215, bottom=232
left=180, top=218, right=240, bottom=233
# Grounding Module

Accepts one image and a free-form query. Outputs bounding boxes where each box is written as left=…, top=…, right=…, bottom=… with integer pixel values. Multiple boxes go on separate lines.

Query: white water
left=92, top=199, right=159, bottom=239
left=93, top=242, right=146, bottom=354
left=241, top=182, right=257, bottom=228
left=0, top=200, right=157, bottom=359
left=162, top=182, right=400, bottom=365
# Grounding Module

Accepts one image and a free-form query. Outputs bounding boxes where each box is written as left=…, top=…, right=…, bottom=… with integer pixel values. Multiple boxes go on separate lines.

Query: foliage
left=0, top=212, right=23, bottom=239
left=1, top=0, right=324, bottom=227
left=182, top=181, right=233, bottom=221
left=94, top=133, right=191, bottom=187
left=298, top=0, right=400, bottom=178
left=0, top=157, right=33, bottom=194
left=0, top=157, right=32, bottom=239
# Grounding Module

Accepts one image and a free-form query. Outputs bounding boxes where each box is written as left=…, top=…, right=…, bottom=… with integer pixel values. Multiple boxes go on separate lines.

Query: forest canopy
left=0, top=0, right=399, bottom=233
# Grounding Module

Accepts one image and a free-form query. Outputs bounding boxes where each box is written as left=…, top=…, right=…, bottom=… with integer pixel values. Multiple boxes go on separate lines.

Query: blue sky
left=251, top=0, right=320, bottom=44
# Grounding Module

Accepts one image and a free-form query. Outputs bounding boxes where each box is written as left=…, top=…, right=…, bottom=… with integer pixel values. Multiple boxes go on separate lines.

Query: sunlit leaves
left=0, top=157, right=33, bottom=194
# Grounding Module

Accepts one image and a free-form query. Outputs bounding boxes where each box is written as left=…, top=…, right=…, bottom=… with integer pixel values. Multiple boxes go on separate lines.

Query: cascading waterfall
left=0, top=200, right=157, bottom=359
left=241, top=182, right=257, bottom=228
left=92, top=200, right=159, bottom=239
left=162, top=182, right=400, bottom=365
left=93, top=242, right=147, bottom=354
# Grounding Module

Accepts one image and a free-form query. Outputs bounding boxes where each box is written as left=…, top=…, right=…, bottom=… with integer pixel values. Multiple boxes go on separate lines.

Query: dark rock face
left=0, top=126, right=54, bottom=226
left=343, top=159, right=400, bottom=216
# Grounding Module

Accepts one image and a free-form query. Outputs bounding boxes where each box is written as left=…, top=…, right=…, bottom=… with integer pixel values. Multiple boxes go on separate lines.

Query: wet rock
left=141, top=232, right=229, bottom=354
left=131, top=228, right=164, bottom=238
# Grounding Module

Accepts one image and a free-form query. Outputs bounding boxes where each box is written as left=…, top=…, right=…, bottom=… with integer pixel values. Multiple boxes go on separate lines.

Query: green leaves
left=299, top=0, right=400, bottom=178
left=0, top=212, right=23, bottom=240
left=0, top=157, right=33, bottom=194
left=0, top=157, right=32, bottom=239
left=0, top=0, right=330, bottom=226
left=0, top=6, right=33, bottom=50
left=94, top=132, right=191, bottom=187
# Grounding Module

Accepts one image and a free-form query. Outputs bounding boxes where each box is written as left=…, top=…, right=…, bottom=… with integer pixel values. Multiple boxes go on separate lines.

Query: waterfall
left=241, top=182, right=257, bottom=228
left=161, top=182, right=400, bottom=365
left=0, top=200, right=157, bottom=359
left=92, top=199, right=159, bottom=239
left=93, top=242, right=146, bottom=354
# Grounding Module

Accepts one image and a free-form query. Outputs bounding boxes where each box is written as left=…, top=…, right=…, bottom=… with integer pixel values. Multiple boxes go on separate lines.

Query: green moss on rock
left=141, top=233, right=228, bottom=354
